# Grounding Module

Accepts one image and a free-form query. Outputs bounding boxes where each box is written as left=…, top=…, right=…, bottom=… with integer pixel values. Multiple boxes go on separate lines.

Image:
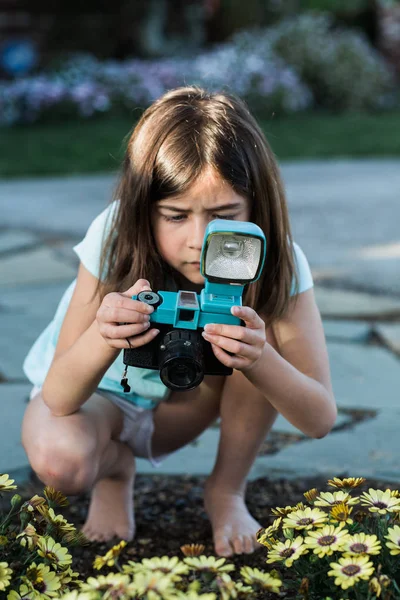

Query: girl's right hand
left=96, top=279, right=159, bottom=349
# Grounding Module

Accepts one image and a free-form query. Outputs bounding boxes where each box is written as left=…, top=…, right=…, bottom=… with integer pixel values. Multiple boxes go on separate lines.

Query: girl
left=22, top=86, right=337, bottom=557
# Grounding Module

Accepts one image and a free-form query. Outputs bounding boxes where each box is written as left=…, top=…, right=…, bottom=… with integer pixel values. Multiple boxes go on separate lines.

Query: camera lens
left=158, top=329, right=204, bottom=391
left=165, top=361, right=198, bottom=389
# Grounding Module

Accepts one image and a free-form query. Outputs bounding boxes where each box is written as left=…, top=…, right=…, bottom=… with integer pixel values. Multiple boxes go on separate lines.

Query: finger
left=209, top=343, right=249, bottom=370
left=104, top=327, right=160, bottom=349
left=121, top=279, right=152, bottom=297
left=203, top=333, right=257, bottom=360
left=231, top=305, right=264, bottom=329
left=101, top=297, right=154, bottom=319
left=101, top=321, right=151, bottom=339
left=125, top=327, right=160, bottom=347
left=203, top=324, right=260, bottom=347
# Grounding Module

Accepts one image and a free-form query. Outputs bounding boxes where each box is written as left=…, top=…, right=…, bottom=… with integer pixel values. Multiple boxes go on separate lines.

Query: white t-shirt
left=23, top=202, right=314, bottom=406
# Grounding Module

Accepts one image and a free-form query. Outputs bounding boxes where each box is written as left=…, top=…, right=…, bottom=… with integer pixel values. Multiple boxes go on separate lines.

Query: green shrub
left=231, top=13, right=396, bottom=111
left=269, top=13, right=395, bottom=110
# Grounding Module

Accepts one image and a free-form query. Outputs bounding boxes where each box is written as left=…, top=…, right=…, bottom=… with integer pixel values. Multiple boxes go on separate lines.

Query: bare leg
left=151, top=375, right=225, bottom=455
left=22, top=391, right=135, bottom=542
left=81, top=438, right=136, bottom=542
left=204, top=369, right=277, bottom=556
left=150, top=371, right=276, bottom=557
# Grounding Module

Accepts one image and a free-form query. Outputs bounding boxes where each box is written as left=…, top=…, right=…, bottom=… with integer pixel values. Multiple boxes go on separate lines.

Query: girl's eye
left=162, top=215, right=185, bottom=222
left=162, top=214, right=236, bottom=222
left=215, top=214, right=235, bottom=220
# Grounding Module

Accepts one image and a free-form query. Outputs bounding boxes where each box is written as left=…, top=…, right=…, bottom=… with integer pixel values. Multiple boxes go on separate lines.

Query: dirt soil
left=18, top=471, right=400, bottom=584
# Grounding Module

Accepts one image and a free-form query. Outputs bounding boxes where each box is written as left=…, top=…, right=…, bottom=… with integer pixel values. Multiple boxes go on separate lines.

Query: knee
left=27, top=435, right=98, bottom=495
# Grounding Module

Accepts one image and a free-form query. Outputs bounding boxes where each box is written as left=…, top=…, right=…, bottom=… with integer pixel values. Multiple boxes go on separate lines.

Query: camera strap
left=120, top=338, right=132, bottom=393
left=120, top=365, right=131, bottom=393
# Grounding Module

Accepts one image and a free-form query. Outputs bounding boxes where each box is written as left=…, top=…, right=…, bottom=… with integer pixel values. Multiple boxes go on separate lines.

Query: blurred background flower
left=0, top=0, right=398, bottom=128
left=0, top=0, right=399, bottom=176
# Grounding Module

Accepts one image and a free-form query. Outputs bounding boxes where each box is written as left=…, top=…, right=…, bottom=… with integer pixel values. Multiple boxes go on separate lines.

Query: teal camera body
left=122, top=219, right=266, bottom=391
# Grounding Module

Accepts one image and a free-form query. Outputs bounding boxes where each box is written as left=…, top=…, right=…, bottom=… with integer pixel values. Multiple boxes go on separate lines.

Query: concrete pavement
left=1, top=158, right=400, bottom=484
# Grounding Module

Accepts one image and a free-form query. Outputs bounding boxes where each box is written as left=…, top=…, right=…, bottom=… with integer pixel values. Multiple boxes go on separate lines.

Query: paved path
left=1, top=158, right=400, bottom=485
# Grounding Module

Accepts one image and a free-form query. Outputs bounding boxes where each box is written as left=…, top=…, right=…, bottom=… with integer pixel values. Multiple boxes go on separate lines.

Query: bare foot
left=204, top=480, right=262, bottom=557
left=82, top=446, right=136, bottom=542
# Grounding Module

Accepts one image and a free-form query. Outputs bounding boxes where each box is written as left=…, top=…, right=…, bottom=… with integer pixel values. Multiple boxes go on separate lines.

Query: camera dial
left=137, top=290, right=162, bottom=308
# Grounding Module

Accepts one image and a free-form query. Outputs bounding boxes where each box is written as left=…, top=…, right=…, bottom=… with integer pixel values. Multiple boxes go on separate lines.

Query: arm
left=203, top=288, right=337, bottom=439
left=41, top=263, right=119, bottom=416
left=246, top=289, right=336, bottom=438
left=42, top=265, right=156, bottom=417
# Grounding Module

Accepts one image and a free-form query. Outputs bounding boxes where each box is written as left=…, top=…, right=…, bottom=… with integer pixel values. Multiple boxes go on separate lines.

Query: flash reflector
left=205, top=233, right=262, bottom=281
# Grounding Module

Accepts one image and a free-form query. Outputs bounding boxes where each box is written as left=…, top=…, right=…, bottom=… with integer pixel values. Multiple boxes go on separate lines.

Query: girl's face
left=152, top=168, right=251, bottom=291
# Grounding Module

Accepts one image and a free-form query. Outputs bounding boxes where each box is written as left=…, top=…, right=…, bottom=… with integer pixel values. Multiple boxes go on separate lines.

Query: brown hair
left=97, top=86, right=298, bottom=326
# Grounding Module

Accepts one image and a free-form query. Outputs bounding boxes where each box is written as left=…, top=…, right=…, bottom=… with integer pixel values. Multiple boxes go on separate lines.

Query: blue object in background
left=0, top=39, right=37, bottom=76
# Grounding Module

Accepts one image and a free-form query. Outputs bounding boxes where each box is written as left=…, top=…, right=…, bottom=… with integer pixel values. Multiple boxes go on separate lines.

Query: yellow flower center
left=281, top=548, right=295, bottom=558
left=319, top=535, right=336, bottom=546
left=350, top=543, right=368, bottom=553
left=27, top=568, right=40, bottom=582
left=343, top=565, right=360, bottom=576
left=297, top=518, right=313, bottom=526
left=46, top=551, right=58, bottom=562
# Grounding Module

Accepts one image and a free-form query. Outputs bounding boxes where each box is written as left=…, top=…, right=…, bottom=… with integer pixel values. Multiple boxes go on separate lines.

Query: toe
left=116, top=526, right=135, bottom=542
left=242, top=535, right=255, bottom=554
left=232, top=535, right=245, bottom=555
left=214, top=534, right=234, bottom=557
left=83, top=530, right=96, bottom=542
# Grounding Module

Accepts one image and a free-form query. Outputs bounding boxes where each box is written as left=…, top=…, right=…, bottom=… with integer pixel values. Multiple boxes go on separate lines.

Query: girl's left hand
left=201, top=305, right=266, bottom=372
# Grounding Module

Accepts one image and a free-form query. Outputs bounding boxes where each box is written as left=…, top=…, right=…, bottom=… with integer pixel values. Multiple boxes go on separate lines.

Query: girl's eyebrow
left=157, top=202, right=243, bottom=213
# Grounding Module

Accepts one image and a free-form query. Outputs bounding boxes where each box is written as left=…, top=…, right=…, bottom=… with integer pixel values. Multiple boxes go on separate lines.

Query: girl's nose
left=188, top=218, right=207, bottom=249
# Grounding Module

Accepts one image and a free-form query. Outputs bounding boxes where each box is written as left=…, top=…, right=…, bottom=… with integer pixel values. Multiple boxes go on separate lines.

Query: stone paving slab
left=50, top=240, right=80, bottom=268
left=0, top=176, right=116, bottom=237
left=0, top=247, right=77, bottom=287
left=329, top=258, right=400, bottom=299
left=249, top=408, right=400, bottom=483
left=0, top=312, right=49, bottom=380
left=0, top=383, right=31, bottom=482
left=315, top=288, right=400, bottom=320
left=328, top=341, right=400, bottom=409
left=285, top=160, right=400, bottom=296
left=373, top=323, right=400, bottom=356
left=0, top=282, right=70, bottom=318
left=322, top=320, right=371, bottom=343
left=0, top=230, right=41, bottom=255
left=136, top=408, right=400, bottom=483
left=272, top=411, right=351, bottom=435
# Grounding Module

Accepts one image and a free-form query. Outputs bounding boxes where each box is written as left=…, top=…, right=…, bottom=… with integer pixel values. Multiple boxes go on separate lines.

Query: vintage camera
left=121, top=219, right=266, bottom=392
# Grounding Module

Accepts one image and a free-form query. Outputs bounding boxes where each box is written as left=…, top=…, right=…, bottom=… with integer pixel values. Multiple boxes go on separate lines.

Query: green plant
left=265, top=13, right=395, bottom=111
left=300, top=0, right=370, bottom=17
left=257, top=476, right=400, bottom=599
left=0, top=473, right=277, bottom=599
left=0, top=473, right=85, bottom=598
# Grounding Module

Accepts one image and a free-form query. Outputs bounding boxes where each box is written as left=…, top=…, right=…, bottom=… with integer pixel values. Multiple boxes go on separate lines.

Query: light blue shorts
left=29, top=386, right=171, bottom=467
